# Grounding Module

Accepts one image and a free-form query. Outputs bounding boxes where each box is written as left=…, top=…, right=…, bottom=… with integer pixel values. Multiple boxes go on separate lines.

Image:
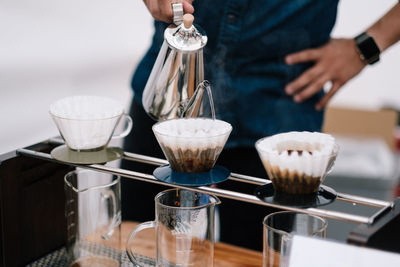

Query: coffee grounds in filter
left=163, top=145, right=223, bottom=173
left=269, top=166, right=321, bottom=195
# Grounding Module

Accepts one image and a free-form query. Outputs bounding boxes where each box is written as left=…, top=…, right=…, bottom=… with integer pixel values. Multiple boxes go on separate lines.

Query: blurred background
left=0, top=0, right=399, bottom=241
left=0, top=0, right=399, bottom=154
left=0, top=0, right=151, bottom=153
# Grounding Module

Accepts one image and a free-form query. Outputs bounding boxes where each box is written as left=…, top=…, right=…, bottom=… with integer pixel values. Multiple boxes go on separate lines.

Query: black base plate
left=153, top=164, right=230, bottom=186
left=255, top=183, right=337, bottom=208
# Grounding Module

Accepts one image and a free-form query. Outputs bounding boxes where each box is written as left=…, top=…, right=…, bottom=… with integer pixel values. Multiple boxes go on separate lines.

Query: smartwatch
left=354, top=32, right=381, bottom=65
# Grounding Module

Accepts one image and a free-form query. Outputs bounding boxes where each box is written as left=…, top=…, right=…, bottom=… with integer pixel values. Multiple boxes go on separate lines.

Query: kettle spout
left=181, top=80, right=215, bottom=119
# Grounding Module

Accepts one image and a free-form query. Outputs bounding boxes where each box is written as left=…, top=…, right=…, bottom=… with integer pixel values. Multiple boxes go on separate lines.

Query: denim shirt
left=131, top=0, right=339, bottom=148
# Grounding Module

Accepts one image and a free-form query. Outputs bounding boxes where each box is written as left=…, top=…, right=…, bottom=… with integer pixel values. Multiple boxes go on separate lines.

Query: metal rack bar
left=123, top=151, right=271, bottom=186
left=47, top=138, right=272, bottom=186
left=122, top=151, right=392, bottom=209
left=47, top=137, right=390, bottom=208
left=336, top=192, right=393, bottom=209
left=17, top=147, right=393, bottom=225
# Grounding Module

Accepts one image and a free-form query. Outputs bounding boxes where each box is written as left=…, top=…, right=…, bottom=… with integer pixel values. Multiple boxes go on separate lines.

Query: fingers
left=285, top=61, right=339, bottom=111
left=285, top=65, right=325, bottom=95
left=292, top=74, right=331, bottom=103
left=143, top=0, right=171, bottom=22
left=284, top=38, right=367, bottom=109
left=182, top=1, right=194, bottom=14
left=144, top=0, right=194, bottom=23
left=286, top=66, right=340, bottom=111
left=285, top=48, right=321, bottom=65
left=161, top=0, right=173, bottom=22
left=315, top=81, right=342, bottom=110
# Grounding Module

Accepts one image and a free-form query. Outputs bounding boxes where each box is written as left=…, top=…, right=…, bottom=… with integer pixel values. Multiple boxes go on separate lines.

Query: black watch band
left=354, top=32, right=381, bottom=65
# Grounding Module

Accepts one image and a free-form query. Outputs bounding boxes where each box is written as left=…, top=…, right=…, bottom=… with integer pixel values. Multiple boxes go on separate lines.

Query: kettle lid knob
left=183, top=14, right=194, bottom=29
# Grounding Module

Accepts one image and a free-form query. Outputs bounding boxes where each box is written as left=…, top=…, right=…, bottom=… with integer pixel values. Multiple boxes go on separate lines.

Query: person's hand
left=285, top=38, right=367, bottom=110
left=143, top=0, right=194, bottom=23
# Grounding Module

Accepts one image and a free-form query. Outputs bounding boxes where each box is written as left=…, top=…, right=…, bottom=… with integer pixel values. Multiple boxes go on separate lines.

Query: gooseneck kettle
left=142, top=4, right=210, bottom=121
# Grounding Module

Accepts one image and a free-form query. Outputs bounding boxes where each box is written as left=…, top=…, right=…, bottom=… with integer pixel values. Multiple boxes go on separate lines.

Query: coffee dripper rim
left=152, top=118, right=233, bottom=139
left=49, top=111, right=124, bottom=121
left=49, top=95, right=125, bottom=121
left=255, top=132, right=340, bottom=158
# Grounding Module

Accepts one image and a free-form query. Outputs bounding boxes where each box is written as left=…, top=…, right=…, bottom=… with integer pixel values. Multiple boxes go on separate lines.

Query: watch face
left=355, top=33, right=380, bottom=64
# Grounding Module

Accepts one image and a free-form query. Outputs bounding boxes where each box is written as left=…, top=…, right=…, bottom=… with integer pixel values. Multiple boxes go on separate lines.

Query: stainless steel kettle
left=142, top=10, right=210, bottom=121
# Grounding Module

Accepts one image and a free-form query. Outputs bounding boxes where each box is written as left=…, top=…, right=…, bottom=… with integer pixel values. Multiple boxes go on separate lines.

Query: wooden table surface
left=122, top=221, right=263, bottom=267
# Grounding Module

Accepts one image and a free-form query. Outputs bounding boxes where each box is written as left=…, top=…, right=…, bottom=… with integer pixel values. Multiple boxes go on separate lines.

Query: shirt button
left=227, top=13, right=237, bottom=24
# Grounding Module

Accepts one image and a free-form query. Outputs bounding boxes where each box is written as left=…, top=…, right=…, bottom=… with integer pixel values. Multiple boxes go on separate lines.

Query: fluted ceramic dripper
left=256, top=132, right=339, bottom=194
left=49, top=95, right=132, bottom=151
left=153, top=118, right=232, bottom=173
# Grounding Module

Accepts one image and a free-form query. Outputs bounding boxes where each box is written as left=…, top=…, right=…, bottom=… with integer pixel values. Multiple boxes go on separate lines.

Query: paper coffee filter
left=153, top=118, right=232, bottom=172
left=49, top=95, right=124, bottom=120
left=256, top=132, right=337, bottom=178
left=153, top=118, right=232, bottom=149
left=53, top=117, right=120, bottom=150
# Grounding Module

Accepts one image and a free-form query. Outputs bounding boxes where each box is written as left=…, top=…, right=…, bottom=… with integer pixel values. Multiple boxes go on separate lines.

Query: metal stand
left=16, top=138, right=393, bottom=225
left=2, top=138, right=399, bottom=267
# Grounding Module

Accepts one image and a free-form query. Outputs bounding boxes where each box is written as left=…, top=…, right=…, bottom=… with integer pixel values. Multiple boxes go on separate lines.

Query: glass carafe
left=127, top=189, right=220, bottom=267
left=263, top=211, right=327, bottom=267
left=64, top=169, right=121, bottom=266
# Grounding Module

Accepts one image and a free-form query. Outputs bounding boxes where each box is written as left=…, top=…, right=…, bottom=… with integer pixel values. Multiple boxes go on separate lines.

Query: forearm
left=366, top=3, right=400, bottom=52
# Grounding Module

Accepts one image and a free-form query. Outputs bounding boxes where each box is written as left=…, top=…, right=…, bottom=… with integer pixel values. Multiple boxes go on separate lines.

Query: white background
left=0, top=0, right=399, bottom=154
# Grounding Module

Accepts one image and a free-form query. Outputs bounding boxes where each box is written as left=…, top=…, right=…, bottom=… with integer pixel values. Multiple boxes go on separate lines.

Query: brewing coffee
left=127, top=189, right=220, bottom=267
left=162, top=146, right=223, bottom=173
left=269, top=166, right=322, bottom=194
left=152, top=118, right=232, bottom=173
left=256, top=131, right=338, bottom=195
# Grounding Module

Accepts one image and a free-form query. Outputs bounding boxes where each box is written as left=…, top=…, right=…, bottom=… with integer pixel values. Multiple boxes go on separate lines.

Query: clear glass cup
left=263, top=211, right=327, bottom=267
left=50, top=95, right=133, bottom=151
left=51, top=114, right=132, bottom=151
left=127, top=189, right=221, bottom=267
left=64, top=169, right=121, bottom=267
